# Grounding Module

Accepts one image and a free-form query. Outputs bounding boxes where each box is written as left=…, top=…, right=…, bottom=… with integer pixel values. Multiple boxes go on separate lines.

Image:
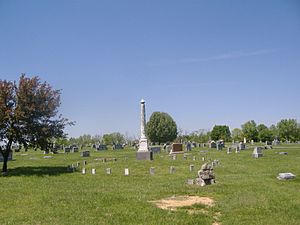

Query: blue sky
left=1, top=0, right=300, bottom=138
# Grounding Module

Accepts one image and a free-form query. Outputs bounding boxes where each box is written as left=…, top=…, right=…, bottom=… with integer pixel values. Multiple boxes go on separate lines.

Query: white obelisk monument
left=136, top=99, right=153, bottom=160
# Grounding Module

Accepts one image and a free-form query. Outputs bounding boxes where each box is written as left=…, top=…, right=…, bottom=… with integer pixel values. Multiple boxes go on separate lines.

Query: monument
left=136, top=99, right=153, bottom=160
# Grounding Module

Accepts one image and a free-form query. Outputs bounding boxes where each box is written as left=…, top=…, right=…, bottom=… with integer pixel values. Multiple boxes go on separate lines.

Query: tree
left=210, top=125, right=231, bottom=142
left=231, top=128, right=243, bottom=142
left=257, top=124, right=273, bottom=142
left=276, top=119, right=300, bottom=142
left=102, top=132, right=125, bottom=145
left=146, top=112, right=177, bottom=144
left=0, top=75, right=72, bottom=173
left=241, top=120, right=258, bottom=142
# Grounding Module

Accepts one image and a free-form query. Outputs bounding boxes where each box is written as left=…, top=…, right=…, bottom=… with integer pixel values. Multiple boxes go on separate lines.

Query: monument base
left=136, top=151, right=153, bottom=160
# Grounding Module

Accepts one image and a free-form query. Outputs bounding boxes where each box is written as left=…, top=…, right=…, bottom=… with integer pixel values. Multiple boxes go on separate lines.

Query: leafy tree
left=269, top=124, right=278, bottom=139
left=276, top=119, right=300, bottom=142
left=231, top=128, right=243, bottom=142
left=0, top=75, right=72, bottom=173
left=102, top=132, right=125, bottom=145
left=257, top=124, right=273, bottom=142
left=210, top=125, right=231, bottom=142
left=146, top=112, right=177, bottom=144
left=241, top=120, right=258, bottom=142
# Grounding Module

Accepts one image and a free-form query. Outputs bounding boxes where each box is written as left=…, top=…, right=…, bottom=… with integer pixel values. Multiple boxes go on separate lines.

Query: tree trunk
left=1, top=140, right=12, bottom=174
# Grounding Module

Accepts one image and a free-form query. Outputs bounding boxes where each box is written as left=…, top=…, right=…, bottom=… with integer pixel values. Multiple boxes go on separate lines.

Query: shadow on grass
left=6, top=166, right=72, bottom=177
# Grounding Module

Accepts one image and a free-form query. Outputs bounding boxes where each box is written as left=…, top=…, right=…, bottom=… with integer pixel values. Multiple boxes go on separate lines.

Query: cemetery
left=0, top=142, right=299, bottom=225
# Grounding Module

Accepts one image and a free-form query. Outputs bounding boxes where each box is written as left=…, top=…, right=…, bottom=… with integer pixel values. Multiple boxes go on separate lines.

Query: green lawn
left=1, top=144, right=299, bottom=225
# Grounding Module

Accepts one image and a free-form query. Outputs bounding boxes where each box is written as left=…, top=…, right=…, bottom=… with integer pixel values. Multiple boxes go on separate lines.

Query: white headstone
left=91, top=168, right=96, bottom=174
left=82, top=168, right=86, bottom=174
left=124, top=168, right=129, bottom=176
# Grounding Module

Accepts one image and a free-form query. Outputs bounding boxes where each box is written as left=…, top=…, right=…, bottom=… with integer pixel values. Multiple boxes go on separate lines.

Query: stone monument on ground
left=136, top=99, right=153, bottom=160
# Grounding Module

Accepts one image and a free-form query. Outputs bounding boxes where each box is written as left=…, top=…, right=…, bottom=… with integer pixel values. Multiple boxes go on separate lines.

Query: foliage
left=146, top=112, right=177, bottom=144
left=231, top=128, right=243, bottom=142
left=276, top=119, right=300, bottom=142
left=210, top=125, right=231, bottom=142
left=102, top=132, right=125, bottom=145
left=241, top=120, right=258, bottom=142
left=257, top=124, right=273, bottom=142
left=0, top=74, right=72, bottom=173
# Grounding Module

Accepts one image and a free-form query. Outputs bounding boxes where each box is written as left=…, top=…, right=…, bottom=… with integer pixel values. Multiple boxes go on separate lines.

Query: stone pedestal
left=136, top=151, right=153, bottom=160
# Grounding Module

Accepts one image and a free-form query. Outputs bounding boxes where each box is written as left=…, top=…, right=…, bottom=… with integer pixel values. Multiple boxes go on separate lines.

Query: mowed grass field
left=0, top=144, right=299, bottom=225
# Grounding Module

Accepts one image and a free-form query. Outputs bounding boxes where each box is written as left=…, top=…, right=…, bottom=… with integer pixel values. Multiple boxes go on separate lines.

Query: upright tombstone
left=136, top=99, right=153, bottom=160
left=227, top=147, right=232, bottom=154
left=113, top=144, right=123, bottom=150
left=96, top=144, right=107, bottom=151
left=209, top=141, right=217, bottom=148
left=81, top=151, right=90, bottom=157
left=149, top=146, right=161, bottom=153
left=239, top=142, right=245, bottom=150
left=170, top=143, right=183, bottom=154
left=252, top=147, right=263, bottom=158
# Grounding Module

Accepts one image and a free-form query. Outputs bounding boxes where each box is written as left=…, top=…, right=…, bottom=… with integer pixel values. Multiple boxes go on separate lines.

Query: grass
left=0, top=144, right=299, bottom=225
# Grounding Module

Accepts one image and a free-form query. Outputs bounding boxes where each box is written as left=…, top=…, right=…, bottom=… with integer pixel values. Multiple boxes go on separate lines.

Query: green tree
left=257, top=124, right=273, bottom=142
left=231, top=128, right=243, bottom=142
left=241, top=120, right=258, bottom=142
left=210, top=125, right=231, bottom=142
left=0, top=75, right=72, bottom=173
left=276, top=119, right=300, bottom=142
left=146, top=112, right=177, bottom=144
left=102, top=132, right=125, bottom=145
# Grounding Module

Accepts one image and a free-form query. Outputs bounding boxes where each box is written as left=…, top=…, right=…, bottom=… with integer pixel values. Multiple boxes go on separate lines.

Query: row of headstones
left=92, top=144, right=124, bottom=150
left=80, top=165, right=201, bottom=175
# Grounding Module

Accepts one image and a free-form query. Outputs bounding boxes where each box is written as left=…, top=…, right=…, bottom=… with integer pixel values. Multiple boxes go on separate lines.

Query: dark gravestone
left=252, top=147, right=263, bottom=158
left=149, top=146, right=161, bottom=153
left=209, top=142, right=216, bottom=148
left=81, top=151, right=90, bottom=157
left=96, top=144, right=107, bottom=151
left=170, top=143, right=183, bottom=154
left=113, top=144, right=123, bottom=150
left=72, top=147, right=79, bottom=153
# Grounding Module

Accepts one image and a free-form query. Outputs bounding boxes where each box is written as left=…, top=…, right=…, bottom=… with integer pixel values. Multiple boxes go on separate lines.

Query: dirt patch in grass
left=150, top=195, right=214, bottom=210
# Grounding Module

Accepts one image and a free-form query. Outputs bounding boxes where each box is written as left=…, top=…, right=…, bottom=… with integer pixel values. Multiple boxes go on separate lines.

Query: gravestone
left=227, top=147, right=232, bottom=154
left=279, top=152, right=288, bottom=155
left=149, top=146, right=161, bottom=153
left=209, top=141, right=216, bottom=148
left=234, top=145, right=240, bottom=153
left=113, top=144, right=123, bottom=150
left=96, top=144, right=107, bottom=151
left=277, top=173, right=295, bottom=180
left=216, top=142, right=222, bottom=151
left=172, top=155, right=177, bottom=160
left=83, top=160, right=87, bottom=165
left=72, top=147, right=79, bottom=153
left=43, top=156, right=53, bottom=159
left=81, top=151, right=90, bottom=157
left=91, top=168, right=96, bottom=175
left=124, top=168, right=129, bottom=176
left=150, top=167, right=155, bottom=175
left=186, top=141, right=192, bottom=152
left=252, top=147, right=263, bottom=158
left=193, top=156, right=196, bottom=161
left=239, top=142, right=245, bottom=150
left=169, top=166, right=175, bottom=174
left=170, top=143, right=183, bottom=154
left=196, top=163, right=215, bottom=186
left=106, top=168, right=111, bottom=175
left=189, top=165, right=194, bottom=172
left=64, top=147, right=71, bottom=153
left=82, top=168, right=86, bottom=174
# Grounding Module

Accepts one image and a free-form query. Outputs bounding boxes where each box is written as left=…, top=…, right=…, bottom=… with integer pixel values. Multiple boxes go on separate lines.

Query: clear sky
left=1, top=0, right=299, bottom=138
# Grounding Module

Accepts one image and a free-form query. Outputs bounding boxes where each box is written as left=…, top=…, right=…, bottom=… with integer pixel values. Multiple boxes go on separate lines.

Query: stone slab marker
left=136, top=99, right=153, bottom=160
left=124, top=168, right=129, bottom=176
left=106, top=168, right=111, bottom=174
left=150, top=167, right=155, bottom=175
left=91, top=168, right=96, bottom=174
